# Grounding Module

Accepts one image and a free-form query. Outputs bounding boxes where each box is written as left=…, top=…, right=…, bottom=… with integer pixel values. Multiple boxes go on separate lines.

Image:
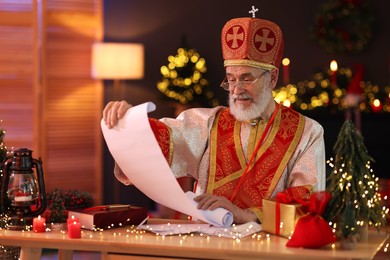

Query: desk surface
left=0, top=222, right=388, bottom=260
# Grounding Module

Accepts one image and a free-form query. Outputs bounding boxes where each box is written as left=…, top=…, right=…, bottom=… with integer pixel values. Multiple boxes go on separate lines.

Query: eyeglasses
left=220, top=71, right=268, bottom=91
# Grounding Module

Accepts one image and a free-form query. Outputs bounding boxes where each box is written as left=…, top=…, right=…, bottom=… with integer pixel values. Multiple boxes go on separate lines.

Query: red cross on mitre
left=225, top=25, right=245, bottom=50
left=253, top=27, right=276, bottom=53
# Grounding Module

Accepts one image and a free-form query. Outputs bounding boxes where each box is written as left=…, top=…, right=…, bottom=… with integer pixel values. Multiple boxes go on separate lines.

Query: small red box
left=68, top=204, right=148, bottom=230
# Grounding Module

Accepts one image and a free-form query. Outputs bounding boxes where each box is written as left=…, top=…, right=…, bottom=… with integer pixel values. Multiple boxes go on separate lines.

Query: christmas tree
left=0, top=125, right=8, bottom=164
left=0, top=123, right=10, bottom=185
left=0, top=126, right=7, bottom=228
left=324, top=120, right=387, bottom=239
left=0, top=123, right=12, bottom=221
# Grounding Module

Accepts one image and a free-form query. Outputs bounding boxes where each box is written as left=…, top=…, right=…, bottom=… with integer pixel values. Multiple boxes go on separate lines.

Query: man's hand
left=102, top=100, right=132, bottom=128
left=193, top=193, right=258, bottom=224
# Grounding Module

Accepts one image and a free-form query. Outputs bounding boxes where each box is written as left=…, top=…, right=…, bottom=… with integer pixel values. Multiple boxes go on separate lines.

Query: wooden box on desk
left=262, top=198, right=306, bottom=238
left=68, top=205, right=148, bottom=230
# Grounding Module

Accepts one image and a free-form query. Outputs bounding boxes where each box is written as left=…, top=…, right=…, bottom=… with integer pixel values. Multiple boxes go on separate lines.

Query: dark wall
left=103, top=0, right=390, bottom=101
left=102, top=0, right=390, bottom=205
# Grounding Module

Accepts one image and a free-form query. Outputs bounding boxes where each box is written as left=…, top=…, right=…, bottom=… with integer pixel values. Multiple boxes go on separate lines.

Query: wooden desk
left=0, top=223, right=388, bottom=260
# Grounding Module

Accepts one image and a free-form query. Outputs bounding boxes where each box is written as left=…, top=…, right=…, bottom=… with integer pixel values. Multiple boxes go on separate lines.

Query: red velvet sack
left=286, top=191, right=336, bottom=248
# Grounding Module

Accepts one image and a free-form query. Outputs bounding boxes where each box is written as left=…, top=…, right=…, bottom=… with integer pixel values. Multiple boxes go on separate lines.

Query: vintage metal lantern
left=0, top=148, right=47, bottom=230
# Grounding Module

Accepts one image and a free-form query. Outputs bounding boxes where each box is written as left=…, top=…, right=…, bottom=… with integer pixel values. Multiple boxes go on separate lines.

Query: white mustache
left=231, top=93, right=252, bottom=99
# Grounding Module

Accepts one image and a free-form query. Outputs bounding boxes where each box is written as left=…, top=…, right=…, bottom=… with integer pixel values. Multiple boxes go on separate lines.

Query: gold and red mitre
left=221, top=17, right=284, bottom=70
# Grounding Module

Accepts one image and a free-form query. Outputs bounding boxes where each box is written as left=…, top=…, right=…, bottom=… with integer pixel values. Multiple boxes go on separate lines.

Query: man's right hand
left=102, top=100, right=133, bottom=129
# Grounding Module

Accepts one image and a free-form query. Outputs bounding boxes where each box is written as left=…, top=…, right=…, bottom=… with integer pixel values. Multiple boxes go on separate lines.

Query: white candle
left=14, top=195, right=33, bottom=202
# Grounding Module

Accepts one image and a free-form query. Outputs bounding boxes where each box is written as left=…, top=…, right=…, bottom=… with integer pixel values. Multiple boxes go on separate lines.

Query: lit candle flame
left=330, top=60, right=338, bottom=72
left=282, top=58, right=290, bottom=66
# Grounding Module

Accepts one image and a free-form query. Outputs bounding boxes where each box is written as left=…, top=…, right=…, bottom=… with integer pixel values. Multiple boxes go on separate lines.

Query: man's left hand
left=193, top=193, right=258, bottom=224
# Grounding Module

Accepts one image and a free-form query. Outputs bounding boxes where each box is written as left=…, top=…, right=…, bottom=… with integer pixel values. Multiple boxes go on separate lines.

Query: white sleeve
left=160, top=106, right=223, bottom=179
left=287, top=117, right=326, bottom=191
left=113, top=162, right=132, bottom=185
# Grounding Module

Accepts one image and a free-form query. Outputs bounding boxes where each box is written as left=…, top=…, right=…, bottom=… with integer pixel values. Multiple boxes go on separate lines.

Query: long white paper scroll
left=101, top=102, right=233, bottom=227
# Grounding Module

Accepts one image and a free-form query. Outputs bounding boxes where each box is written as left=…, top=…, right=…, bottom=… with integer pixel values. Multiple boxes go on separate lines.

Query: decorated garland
left=310, top=0, right=375, bottom=54
left=157, top=47, right=219, bottom=107
left=273, top=66, right=390, bottom=113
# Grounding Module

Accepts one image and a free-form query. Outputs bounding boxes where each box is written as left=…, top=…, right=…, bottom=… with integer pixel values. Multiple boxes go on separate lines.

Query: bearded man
left=103, top=16, right=326, bottom=224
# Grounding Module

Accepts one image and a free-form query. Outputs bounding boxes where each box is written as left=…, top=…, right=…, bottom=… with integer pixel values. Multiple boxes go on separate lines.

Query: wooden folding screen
left=0, top=0, right=103, bottom=204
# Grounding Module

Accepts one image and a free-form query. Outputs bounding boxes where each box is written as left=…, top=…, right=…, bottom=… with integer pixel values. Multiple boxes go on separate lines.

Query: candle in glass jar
left=33, top=215, right=46, bottom=232
left=68, top=221, right=81, bottom=238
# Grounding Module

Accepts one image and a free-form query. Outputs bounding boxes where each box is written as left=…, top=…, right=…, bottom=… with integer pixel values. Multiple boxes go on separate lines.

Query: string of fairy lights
left=0, top=220, right=388, bottom=256
left=157, top=49, right=390, bottom=114
left=327, top=157, right=389, bottom=229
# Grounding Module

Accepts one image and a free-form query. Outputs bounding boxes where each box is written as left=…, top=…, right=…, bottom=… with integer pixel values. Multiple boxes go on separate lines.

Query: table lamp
left=91, top=42, right=144, bottom=203
left=91, top=42, right=144, bottom=99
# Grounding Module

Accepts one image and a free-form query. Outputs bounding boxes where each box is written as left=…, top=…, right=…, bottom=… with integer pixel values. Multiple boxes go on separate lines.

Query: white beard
left=229, top=90, right=269, bottom=122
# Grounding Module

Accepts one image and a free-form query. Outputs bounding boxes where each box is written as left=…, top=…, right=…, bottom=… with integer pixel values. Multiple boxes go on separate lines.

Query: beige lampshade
left=91, top=42, right=144, bottom=79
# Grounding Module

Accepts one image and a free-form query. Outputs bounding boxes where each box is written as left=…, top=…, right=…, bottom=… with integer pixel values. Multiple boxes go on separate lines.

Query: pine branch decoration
left=46, top=188, right=93, bottom=223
